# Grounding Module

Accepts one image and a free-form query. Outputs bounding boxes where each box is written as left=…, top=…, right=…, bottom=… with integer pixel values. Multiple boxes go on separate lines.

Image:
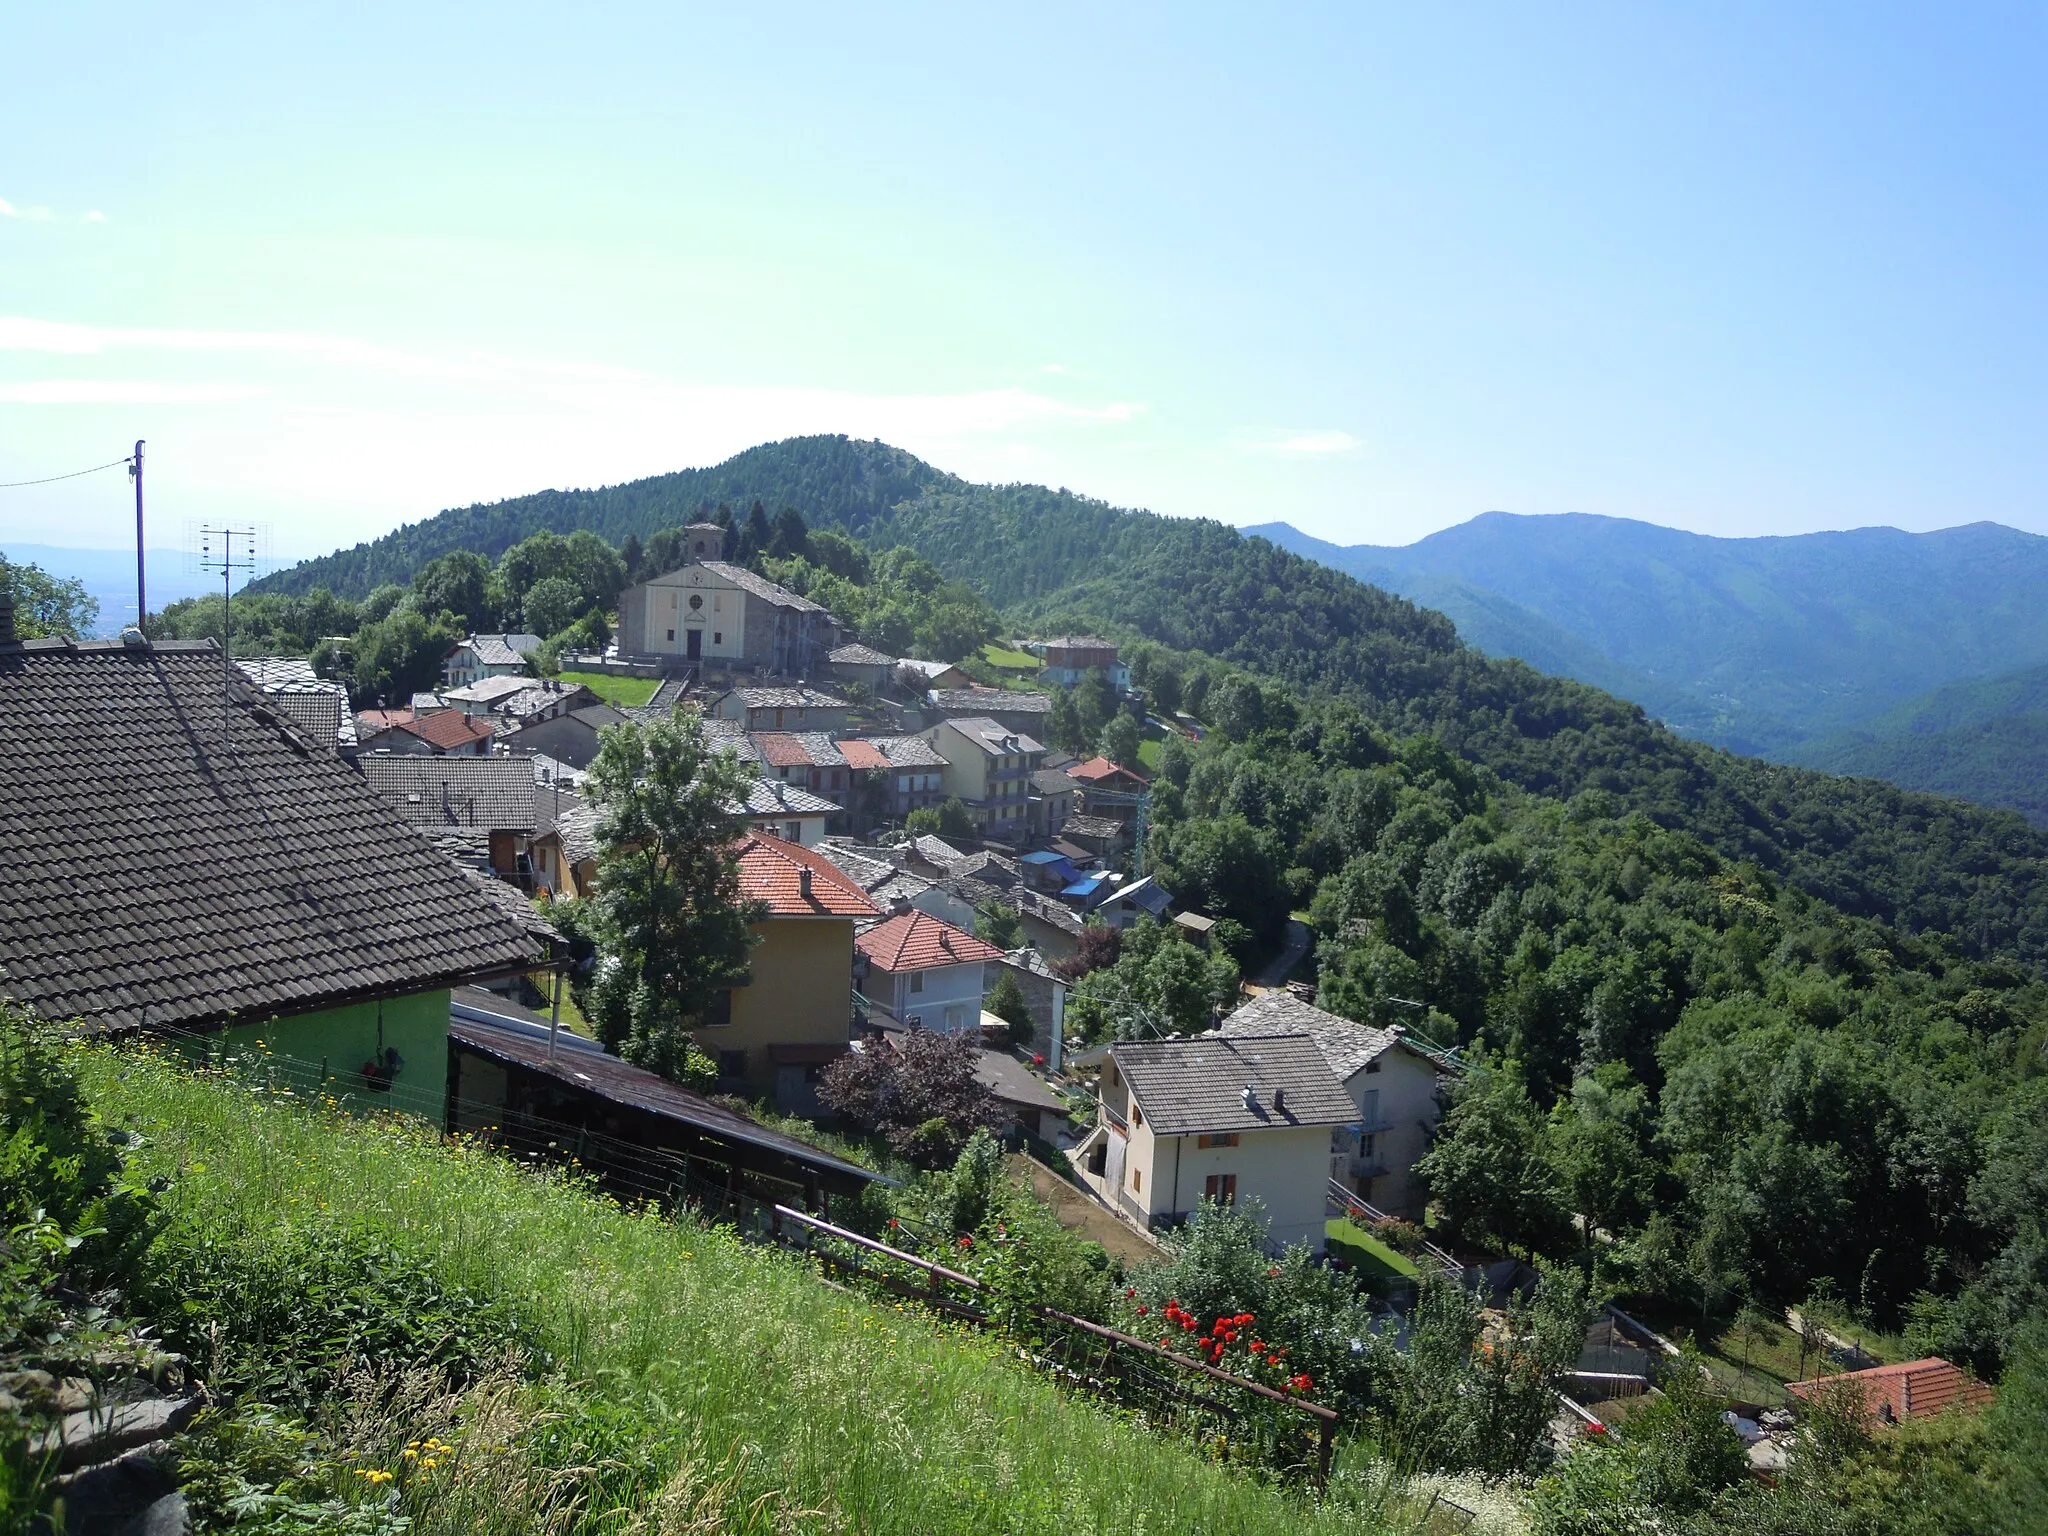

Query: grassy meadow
left=75, top=1045, right=1426, bottom=1536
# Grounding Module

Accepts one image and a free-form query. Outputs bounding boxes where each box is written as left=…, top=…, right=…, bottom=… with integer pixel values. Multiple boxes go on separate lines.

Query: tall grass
left=79, top=1047, right=1413, bottom=1535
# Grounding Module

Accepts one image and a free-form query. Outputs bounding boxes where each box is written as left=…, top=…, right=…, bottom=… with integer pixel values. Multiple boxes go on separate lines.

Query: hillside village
left=6, top=490, right=2040, bottom=1536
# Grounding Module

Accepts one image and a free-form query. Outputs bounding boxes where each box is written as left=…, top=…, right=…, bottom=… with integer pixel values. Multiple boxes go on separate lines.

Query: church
left=615, top=524, right=839, bottom=677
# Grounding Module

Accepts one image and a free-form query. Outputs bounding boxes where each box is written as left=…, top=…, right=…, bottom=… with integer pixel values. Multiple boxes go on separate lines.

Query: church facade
left=615, top=525, right=838, bottom=676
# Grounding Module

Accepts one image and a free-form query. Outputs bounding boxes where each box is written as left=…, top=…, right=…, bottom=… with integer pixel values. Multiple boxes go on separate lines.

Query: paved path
left=1249, top=918, right=1312, bottom=992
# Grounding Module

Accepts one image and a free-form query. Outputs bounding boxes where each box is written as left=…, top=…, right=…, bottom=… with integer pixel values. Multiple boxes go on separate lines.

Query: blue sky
left=2, top=3, right=2043, bottom=565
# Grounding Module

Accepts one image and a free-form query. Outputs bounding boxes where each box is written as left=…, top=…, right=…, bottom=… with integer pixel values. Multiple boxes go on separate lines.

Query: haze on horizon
left=2, top=3, right=2043, bottom=564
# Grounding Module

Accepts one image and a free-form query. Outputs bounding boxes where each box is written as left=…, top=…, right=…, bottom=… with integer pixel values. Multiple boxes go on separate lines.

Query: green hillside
left=249, top=435, right=2048, bottom=964
left=1790, top=663, right=2048, bottom=826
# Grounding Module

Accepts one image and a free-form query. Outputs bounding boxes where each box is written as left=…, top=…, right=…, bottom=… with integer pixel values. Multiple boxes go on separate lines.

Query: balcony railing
left=1099, top=1101, right=1129, bottom=1136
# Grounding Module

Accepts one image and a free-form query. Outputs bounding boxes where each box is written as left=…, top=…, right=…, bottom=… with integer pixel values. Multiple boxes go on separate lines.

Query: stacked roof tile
left=1111, top=1035, right=1359, bottom=1136
left=735, top=832, right=883, bottom=918
left=856, top=909, right=1005, bottom=974
left=0, top=639, right=543, bottom=1033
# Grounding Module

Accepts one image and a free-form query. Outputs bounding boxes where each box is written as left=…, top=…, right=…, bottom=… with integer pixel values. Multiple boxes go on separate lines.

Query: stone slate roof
left=866, top=734, right=947, bottom=767
left=698, top=561, right=827, bottom=613
left=906, top=833, right=968, bottom=868
left=1032, top=768, right=1079, bottom=795
left=754, top=731, right=847, bottom=769
left=0, top=639, right=544, bottom=1033
left=932, top=717, right=1046, bottom=756
left=358, top=753, right=539, bottom=833
left=445, top=674, right=542, bottom=707
left=1061, top=813, right=1127, bottom=840
left=461, top=633, right=543, bottom=668
left=724, top=685, right=849, bottom=710
left=739, top=777, right=839, bottom=818
left=972, top=1049, right=1067, bottom=1115
left=951, top=850, right=1024, bottom=888
left=928, top=688, right=1052, bottom=714
left=856, top=910, right=1005, bottom=974
left=1111, top=1034, right=1359, bottom=1137
left=828, top=642, right=895, bottom=666
left=234, top=657, right=357, bottom=751
left=735, top=832, right=881, bottom=918
left=1219, top=992, right=1406, bottom=1082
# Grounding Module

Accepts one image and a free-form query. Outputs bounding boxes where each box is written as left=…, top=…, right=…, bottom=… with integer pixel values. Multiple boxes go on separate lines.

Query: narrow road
left=1250, top=919, right=1312, bottom=992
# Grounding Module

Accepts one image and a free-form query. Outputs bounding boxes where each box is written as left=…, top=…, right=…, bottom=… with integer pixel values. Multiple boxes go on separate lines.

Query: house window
left=1131, top=1166, right=1142, bottom=1192
left=1203, top=1174, right=1238, bottom=1206
left=774, top=709, right=785, bottom=727
left=783, top=822, right=801, bottom=841
left=717, top=1049, right=748, bottom=1080
left=909, top=972, right=924, bottom=995
left=714, top=632, right=723, bottom=645
left=1361, top=1134, right=1376, bottom=1159
left=1130, top=1103, right=1142, bottom=1128
left=704, top=989, right=733, bottom=1027
left=1196, top=1133, right=1240, bottom=1149
left=666, top=629, right=676, bottom=642
left=1365, top=1059, right=1382, bottom=1075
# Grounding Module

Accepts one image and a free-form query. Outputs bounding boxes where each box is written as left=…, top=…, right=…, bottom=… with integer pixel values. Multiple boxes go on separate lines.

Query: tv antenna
left=191, top=522, right=267, bottom=751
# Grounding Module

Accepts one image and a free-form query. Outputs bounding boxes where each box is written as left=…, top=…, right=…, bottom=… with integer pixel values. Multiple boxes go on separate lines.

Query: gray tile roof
left=1219, top=993, right=1406, bottom=1082
left=828, top=642, right=895, bottom=666
left=932, top=717, right=1047, bottom=756
left=867, top=734, right=948, bottom=768
left=445, top=674, right=544, bottom=707
left=357, top=753, right=540, bottom=833
left=0, top=639, right=544, bottom=1033
left=463, top=633, right=543, bottom=668
left=725, top=685, right=849, bottom=710
left=234, top=657, right=357, bottom=750
left=928, top=688, right=1052, bottom=714
left=698, top=561, right=827, bottom=613
left=1032, top=768, right=1079, bottom=795
left=1111, top=1034, right=1359, bottom=1136
left=739, top=776, right=839, bottom=817
left=973, top=1049, right=1068, bottom=1115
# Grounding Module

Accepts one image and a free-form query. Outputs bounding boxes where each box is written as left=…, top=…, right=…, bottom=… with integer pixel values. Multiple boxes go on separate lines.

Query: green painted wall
left=185, top=989, right=451, bottom=1120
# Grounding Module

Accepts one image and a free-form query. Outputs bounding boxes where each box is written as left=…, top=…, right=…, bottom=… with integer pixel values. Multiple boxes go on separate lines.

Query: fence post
left=1315, top=1411, right=1335, bottom=1492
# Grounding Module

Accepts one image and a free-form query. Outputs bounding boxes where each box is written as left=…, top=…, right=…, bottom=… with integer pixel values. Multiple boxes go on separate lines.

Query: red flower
left=1586, top=1422, right=1608, bottom=1436
left=1223, top=1330, right=1238, bottom=1343
left=887, top=1218, right=899, bottom=1228
left=957, top=1235, right=973, bottom=1249
left=1135, top=1305, right=1148, bottom=1316
left=1125, top=1287, right=1136, bottom=1297
left=1032, top=1053, right=1046, bottom=1065
left=1267, top=1266, right=1281, bottom=1278
left=1248, top=1341, right=1265, bottom=1354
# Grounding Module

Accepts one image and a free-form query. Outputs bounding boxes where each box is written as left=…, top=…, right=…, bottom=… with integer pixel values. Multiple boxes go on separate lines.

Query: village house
left=356, top=707, right=499, bottom=757
left=497, top=701, right=630, bottom=771
left=442, top=674, right=596, bottom=724
left=1035, top=636, right=1130, bottom=692
left=836, top=734, right=948, bottom=830
left=356, top=752, right=539, bottom=882
left=854, top=908, right=1006, bottom=1034
left=925, top=687, right=1054, bottom=738
left=1786, top=1357, right=1995, bottom=1429
left=1067, top=756, right=1151, bottom=818
left=1058, top=812, right=1131, bottom=862
left=754, top=731, right=852, bottom=800
left=712, top=685, right=852, bottom=734
left=614, top=526, right=838, bottom=676
left=1082, top=1034, right=1359, bottom=1253
left=971, top=1047, right=1070, bottom=1143
left=440, top=632, right=542, bottom=688
left=1092, top=874, right=1174, bottom=930
left=1028, top=767, right=1079, bottom=840
left=741, top=775, right=839, bottom=845
left=0, top=615, right=546, bottom=1116
left=696, top=833, right=882, bottom=1108
left=822, top=641, right=896, bottom=693
left=996, top=946, right=1069, bottom=1070
left=893, top=657, right=972, bottom=693
left=1218, top=992, right=1445, bottom=1218
left=920, top=716, right=1047, bottom=841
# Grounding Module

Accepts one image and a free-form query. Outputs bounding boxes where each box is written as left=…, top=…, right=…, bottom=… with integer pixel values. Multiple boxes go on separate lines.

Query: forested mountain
left=253, top=435, right=2048, bottom=965
left=1789, top=663, right=2048, bottom=828
left=1251, top=513, right=2048, bottom=759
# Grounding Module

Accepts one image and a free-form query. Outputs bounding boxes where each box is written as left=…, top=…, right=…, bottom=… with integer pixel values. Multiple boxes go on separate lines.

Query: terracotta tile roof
left=855, top=909, right=1005, bottom=973
left=0, top=639, right=543, bottom=1034
left=736, top=832, right=882, bottom=918
left=754, top=732, right=816, bottom=768
left=396, top=709, right=498, bottom=752
left=836, top=738, right=889, bottom=771
left=1070, top=755, right=1150, bottom=785
left=1111, top=1034, right=1360, bottom=1137
left=1787, top=1358, right=1995, bottom=1423
left=357, top=707, right=415, bottom=733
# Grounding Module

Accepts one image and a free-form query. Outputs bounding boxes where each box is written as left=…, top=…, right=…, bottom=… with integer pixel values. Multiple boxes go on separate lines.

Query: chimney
left=798, top=865, right=814, bottom=899
left=1272, top=1086, right=1286, bottom=1113
left=0, top=584, right=13, bottom=645
left=1241, top=1084, right=1257, bottom=1111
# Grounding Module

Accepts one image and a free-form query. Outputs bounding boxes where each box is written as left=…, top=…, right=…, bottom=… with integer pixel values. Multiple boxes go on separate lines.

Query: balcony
left=1099, top=1101, right=1129, bottom=1136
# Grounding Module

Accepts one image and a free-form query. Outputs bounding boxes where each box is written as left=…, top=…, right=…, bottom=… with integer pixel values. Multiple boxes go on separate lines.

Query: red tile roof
left=1787, top=1358, right=1994, bottom=1424
left=754, top=732, right=817, bottom=768
left=1069, top=755, right=1149, bottom=785
left=396, top=710, right=497, bottom=751
left=855, top=909, right=1006, bottom=973
left=736, top=832, right=882, bottom=918
left=836, top=739, right=889, bottom=771
left=357, top=708, right=415, bottom=732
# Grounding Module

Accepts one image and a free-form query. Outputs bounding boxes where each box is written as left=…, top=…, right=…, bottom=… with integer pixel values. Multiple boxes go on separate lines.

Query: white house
left=441, top=633, right=542, bottom=688
left=1219, top=992, right=1446, bottom=1218
left=1085, top=1034, right=1359, bottom=1254
left=853, top=908, right=1005, bottom=1035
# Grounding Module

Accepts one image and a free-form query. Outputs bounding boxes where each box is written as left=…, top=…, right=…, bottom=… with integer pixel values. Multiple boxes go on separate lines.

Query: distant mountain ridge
left=1249, top=513, right=2048, bottom=761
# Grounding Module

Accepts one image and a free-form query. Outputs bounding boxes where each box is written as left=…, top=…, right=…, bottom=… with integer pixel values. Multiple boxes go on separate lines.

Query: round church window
left=688, top=594, right=704, bottom=611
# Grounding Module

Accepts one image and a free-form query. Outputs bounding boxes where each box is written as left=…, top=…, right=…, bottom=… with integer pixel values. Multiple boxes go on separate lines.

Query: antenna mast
left=129, top=442, right=146, bottom=635
left=196, top=523, right=260, bottom=753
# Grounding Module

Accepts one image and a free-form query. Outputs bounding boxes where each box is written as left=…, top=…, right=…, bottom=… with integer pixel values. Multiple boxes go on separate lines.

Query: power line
left=0, top=455, right=134, bottom=490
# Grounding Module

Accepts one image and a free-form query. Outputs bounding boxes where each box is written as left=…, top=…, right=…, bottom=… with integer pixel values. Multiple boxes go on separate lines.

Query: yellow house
left=1082, top=1034, right=1359, bottom=1254
left=695, top=832, right=882, bottom=1108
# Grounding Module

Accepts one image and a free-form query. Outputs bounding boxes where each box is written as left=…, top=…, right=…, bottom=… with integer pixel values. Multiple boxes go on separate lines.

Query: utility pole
left=130, top=441, right=146, bottom=635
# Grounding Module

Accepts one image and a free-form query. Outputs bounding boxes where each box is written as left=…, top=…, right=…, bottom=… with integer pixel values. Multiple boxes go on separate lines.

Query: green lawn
left=1137, top=737, right=1164, bottom=771
left=78, top=1046, right=1414, bottom=1536
left=558, top=669, right=660, bottom=707
left=980, top=643, right=1041, bottom=671
left=1325, top=1219, right=1421, bottom=1282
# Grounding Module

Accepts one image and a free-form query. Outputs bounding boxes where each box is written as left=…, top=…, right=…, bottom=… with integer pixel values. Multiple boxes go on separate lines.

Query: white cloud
left=83, top=210, right=106, bottom=223
left=0, top=197, right=57, bottom=222
left=1245, top=428, right=1361, bottom=455
left=1039, top=362, right=1066, bottom=374
left=0, top=380, right=260, bottom=404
